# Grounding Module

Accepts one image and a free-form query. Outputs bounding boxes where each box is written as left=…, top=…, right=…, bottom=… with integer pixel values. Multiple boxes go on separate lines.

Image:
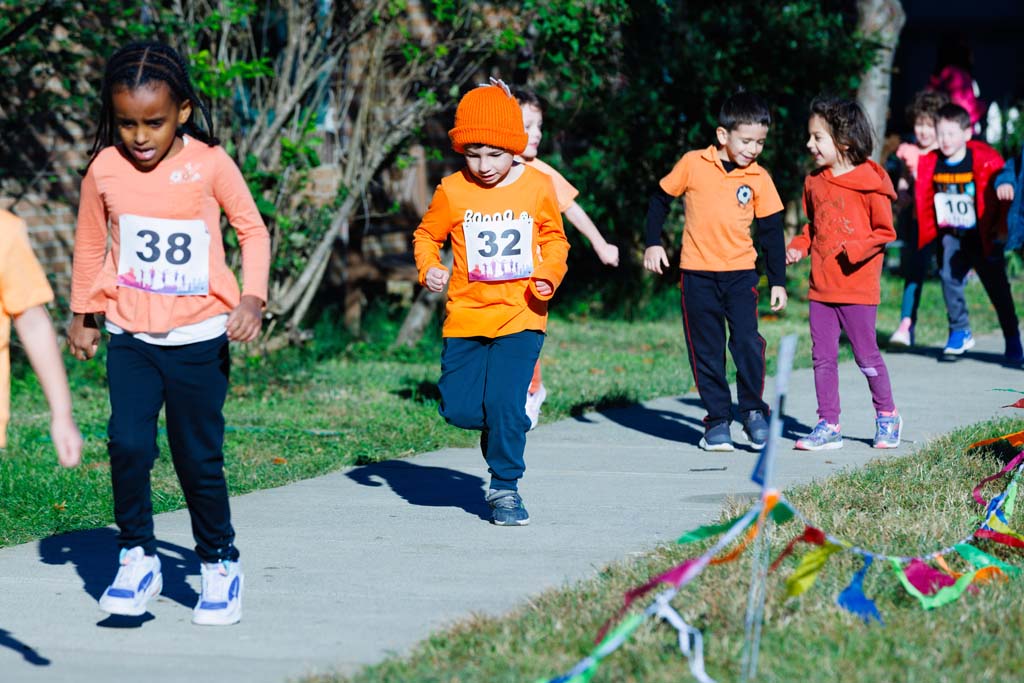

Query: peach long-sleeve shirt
left=71, top=138, right=270, bottom=334
left=414, top=165, right=569, bottom=338
left=0, top=210, right=55, bottom=446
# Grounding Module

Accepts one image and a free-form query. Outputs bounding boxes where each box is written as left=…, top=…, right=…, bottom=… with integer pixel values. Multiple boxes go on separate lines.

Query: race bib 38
left=117, top=214, right=211, bottom=295
left=463, top=209, right=535, bottom=282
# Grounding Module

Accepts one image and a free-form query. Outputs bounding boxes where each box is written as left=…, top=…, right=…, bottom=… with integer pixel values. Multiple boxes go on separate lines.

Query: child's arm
left=14, top=305, right=82, bottom=467
left=414, top=186, right=453, bottom=291
left=531, top=192, right=570, bottom=300
left=563, top=202, right=619, bottom=266
left=68, top=170, right=109, bottom=360
left=754, top=210, right=787, bottom=311
left=213, top=149, right=272, bottom=343
left=642, top=188, right=674, bottom=274
left=996, top=156, right=1017, bottom=202
left=786, top=189, right=813, bottom=265
left=843, top=193, right=897, bottom=265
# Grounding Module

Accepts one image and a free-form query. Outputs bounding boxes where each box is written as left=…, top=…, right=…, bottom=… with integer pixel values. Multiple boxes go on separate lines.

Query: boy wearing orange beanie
left=414, top=80, right=570, bottom=525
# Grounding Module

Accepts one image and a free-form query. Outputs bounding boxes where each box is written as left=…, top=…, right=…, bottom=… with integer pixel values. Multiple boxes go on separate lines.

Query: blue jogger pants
left=438, top=330, right=544, bottom=491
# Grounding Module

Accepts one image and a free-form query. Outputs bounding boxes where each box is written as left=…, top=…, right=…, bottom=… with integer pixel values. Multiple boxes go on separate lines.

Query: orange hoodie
left=787, top=160, right=897, bottom=305
left=414, top=165, right=569, bottom=338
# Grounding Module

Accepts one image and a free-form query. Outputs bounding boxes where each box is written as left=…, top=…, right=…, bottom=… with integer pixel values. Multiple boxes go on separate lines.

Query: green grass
left=321, top=417, right=1024, bottom=683
left=0, top=263, right=1013, bottom=550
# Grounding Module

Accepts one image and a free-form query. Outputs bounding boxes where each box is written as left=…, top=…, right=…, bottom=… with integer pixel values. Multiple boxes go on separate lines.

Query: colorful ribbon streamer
left=835, top=556, right=883, bottom=624
left=785, top=542, right=844, bottom=597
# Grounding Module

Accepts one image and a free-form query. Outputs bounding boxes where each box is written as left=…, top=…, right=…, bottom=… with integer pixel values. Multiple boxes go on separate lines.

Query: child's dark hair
left=905, top=89, right=949, bottom=126
left=809, top=96, right=874, bottom=166
left=936, top=103, right=972, bottom=130
left=718, top=91, right=771, bottom=131
left=511, top=87, right=544, bottom=113
left=89, top=41, right=217, bottom=163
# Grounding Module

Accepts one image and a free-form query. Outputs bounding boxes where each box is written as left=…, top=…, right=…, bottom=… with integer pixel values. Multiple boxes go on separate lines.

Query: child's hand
left=897, top=177, right=909, bottom=193
left=425, top=267, right=450, bottom=293
left=643, top=246, right=669, bottom=274
left=595, top=242, right=620, bottom=267
left=226, top=295, right=263, bottom=342
left=67, top=313, right=100, bottom=361
left=785, top=248, right=803, bottom=265
left=51, top=413, right=83, bottom=468
left=534, top=279, right=554, bottom=297
left=997, top=183, right=1015, bottom=202
left=769, top=286, right=788, bottom=312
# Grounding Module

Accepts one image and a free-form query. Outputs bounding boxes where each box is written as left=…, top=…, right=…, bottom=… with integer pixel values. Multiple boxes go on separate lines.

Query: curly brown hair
left=809, top=96, right=874, bottom=166
left=905, top=89, right=949, bottom=126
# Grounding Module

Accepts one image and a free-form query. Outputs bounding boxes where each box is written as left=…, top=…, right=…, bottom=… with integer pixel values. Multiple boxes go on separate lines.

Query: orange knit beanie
left=449, top=80, right=528, bottom=155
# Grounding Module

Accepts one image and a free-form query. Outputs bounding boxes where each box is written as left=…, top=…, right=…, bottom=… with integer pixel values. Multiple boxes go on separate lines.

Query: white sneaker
left=524, top=383, right=547, bottom=431
left=98, top=546, right=162, bottom=616
left=192, top=560, right=243, bottom=626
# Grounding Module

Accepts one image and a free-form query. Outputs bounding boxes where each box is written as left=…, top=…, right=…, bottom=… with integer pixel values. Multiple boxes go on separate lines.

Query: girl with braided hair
left=67, top=41, right=270, bottom=625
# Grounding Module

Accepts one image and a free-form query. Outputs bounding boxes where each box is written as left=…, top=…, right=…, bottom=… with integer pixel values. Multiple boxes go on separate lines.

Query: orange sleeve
left=413, top=184, right=452, bottom=285
left=0, top=213, right=54, bottom=316
left=530, top=179, right=570, bottom=300
left=754, top=171, right=785, bottom=218
left=70, top=169, right=110, bottom=314
left=844, top=192, right=897, bottom=265
left=658, top=154, right=691, bottom=197
left=543, top=166, right=579, bottom=213
left=787, top=186, right=812, bottom=257
left=212, top=149, right=271, bottom=303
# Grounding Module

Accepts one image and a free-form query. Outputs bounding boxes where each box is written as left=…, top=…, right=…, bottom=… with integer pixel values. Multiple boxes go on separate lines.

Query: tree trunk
left=856, top=0, right=906, bottom=163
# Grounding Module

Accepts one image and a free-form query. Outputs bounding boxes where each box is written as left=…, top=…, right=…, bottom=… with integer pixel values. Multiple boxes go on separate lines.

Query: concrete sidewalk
left=0, top=335, right=1019, bottom=682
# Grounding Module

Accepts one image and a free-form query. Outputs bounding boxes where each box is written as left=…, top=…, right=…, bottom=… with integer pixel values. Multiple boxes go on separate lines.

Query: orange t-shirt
left=659, top=146, right=784, bottom=271
left=523, top=157, right=579, bottom=212
left=71, top=138, right=271, bottom=334
left=0, top=210, right=56, bottom=447
left=413, top=165, right=569, bottom=338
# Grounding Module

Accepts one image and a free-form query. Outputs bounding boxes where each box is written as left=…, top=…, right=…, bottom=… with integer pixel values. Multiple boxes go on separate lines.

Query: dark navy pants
left=680, top=269, right=768, bottom=427
left=438, top=330, right=544, bottom=491
left=106, top=333, right=239, bottom=563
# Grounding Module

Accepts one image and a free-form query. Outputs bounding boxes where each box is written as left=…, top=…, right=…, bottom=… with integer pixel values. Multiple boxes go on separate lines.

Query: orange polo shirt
left=0, top=210, right=56, bottom=447
left=413, top=164, right=569, bottom=338
left=523, top=157, right=579, bottom=212
left=71, top=138, right=271, bottom=334
left=660, top=146, right=784, bottom=271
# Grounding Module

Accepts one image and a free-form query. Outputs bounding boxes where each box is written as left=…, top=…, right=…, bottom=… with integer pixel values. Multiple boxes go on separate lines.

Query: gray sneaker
left=873, top=414, right=902, bottom=449
left=699, top=421, right=734, bottom=452
left=742, top=410, right=769, bottom=449
left=486, top=489, right=530, bottom=526
left=795, top=420, right=843, bottom=451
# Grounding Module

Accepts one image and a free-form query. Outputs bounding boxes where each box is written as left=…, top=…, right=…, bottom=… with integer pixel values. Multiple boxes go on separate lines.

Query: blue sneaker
left=98, top=546, right=162, bottom=616
left=873, top=413, right=903, bottom=449
left=1006, top=335, right=1024, bottom=365
left=699, top=421, right=734, bottom=452
left=192, top=560, right=244, bottom=626
left=795, top=420, right=843, bottom=451
left=943, top=329, right=975, bottom=355
left=742, top=411, right=769, bottom=449
left=486, top=489, right=530, bottom=526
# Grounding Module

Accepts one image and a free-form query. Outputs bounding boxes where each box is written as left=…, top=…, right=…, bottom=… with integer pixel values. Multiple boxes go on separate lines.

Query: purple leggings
left=809, top=301, right=896, bottom=424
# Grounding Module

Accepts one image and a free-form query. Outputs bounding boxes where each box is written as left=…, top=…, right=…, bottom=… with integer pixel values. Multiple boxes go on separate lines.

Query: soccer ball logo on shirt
left=736, top=185, right=753, bottom=207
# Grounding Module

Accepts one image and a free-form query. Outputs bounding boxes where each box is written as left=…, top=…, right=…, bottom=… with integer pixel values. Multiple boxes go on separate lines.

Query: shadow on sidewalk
left=0, top=628, right=50, bottom=666
left=346, top=460, right=490, bottom=520
left=883, top=338, right=1019, bottom=368
left=38, top=528, right=200, bottom=626
left=583, top=398, right=705, bottom=447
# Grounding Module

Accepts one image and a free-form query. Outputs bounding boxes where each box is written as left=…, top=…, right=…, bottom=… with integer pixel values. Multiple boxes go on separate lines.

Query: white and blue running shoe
left=192, top=560, right=244, bottom=626
left=98, top=546, right=162, bottom=616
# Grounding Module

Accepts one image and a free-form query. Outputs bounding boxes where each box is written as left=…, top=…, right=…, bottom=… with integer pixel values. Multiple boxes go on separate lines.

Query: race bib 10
left=934, top=192, right=977, bottom=230
left=117, top=214, right=211, bottom=295
left=463, top=209, right=534, bottom=282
